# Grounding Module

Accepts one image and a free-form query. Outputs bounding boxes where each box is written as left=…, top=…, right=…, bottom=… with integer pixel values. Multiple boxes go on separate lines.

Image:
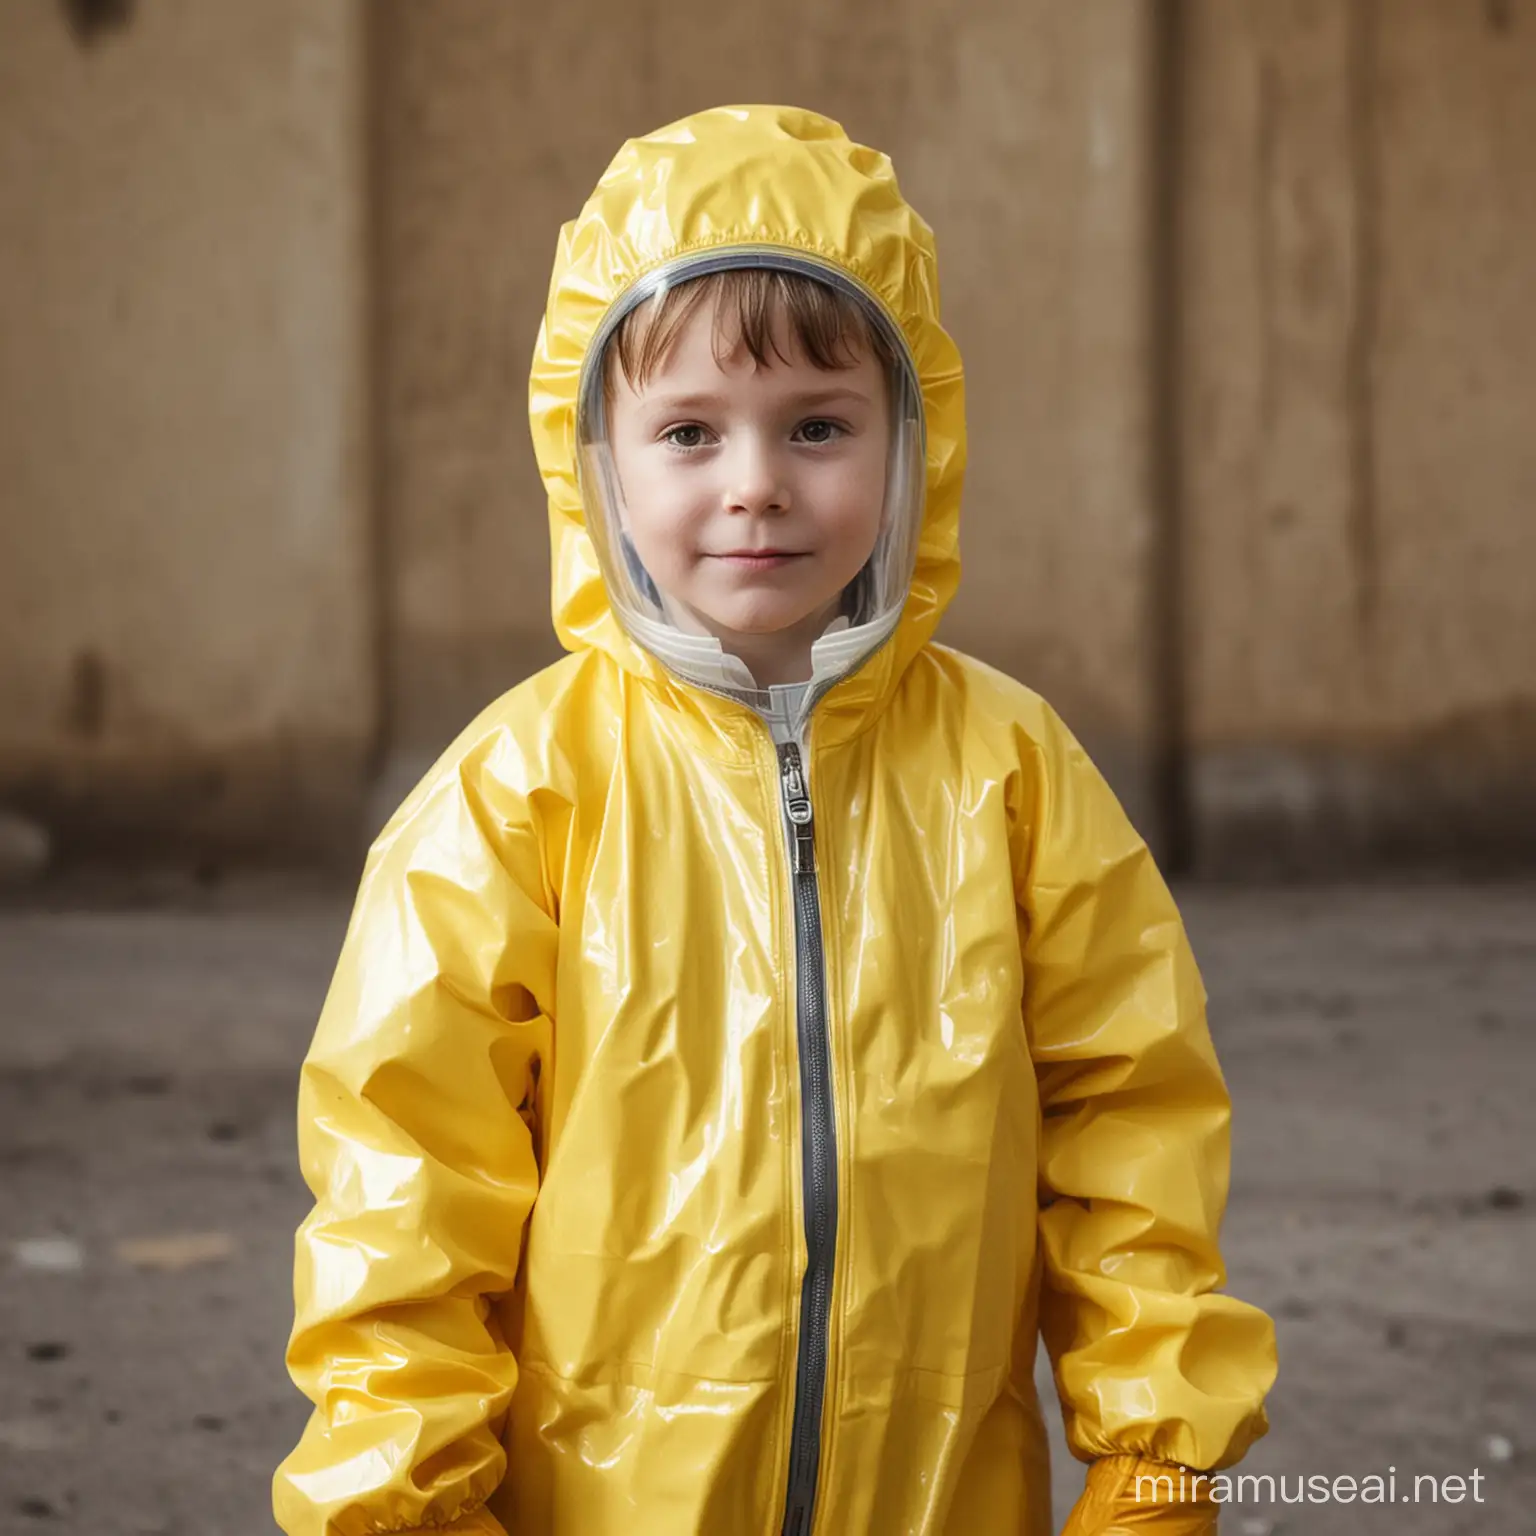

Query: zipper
left=776, top=738, right=837, bottom=1536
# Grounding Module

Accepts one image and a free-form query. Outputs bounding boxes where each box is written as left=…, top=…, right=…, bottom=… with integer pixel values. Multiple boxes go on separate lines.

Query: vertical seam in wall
left=361, top=0, right=395, bottom=789
left=1345, top=0, right=1382, bottom=639
left=1148, top=0, right=1191, bottom=873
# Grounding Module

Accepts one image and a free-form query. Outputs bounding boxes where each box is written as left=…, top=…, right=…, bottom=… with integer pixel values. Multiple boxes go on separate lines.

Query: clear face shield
left=574, top=250, right=927, bottom=710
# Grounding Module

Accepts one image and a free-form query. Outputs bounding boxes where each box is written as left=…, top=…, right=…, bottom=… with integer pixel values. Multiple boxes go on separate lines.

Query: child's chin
left=706, top=600, right=816, bottom=637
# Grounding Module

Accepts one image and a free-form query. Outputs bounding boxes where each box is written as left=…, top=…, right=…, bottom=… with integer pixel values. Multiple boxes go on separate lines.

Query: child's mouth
left=712, top=551, right=807, bottom=570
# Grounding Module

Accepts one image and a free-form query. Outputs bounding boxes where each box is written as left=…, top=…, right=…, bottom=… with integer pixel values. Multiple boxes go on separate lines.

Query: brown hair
left=604, top=267, right=899, bottom=394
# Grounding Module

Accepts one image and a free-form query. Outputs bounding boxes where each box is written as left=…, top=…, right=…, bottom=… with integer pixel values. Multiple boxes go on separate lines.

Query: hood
left=528, top=104, right=966, bottom=741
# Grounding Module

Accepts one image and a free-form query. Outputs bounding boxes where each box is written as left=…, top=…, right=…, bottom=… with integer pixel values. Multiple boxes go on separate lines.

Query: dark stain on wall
left=65, top=650, right=108, bottom=740
left=1195, top=696, right=1536, bottom=876
left=60, top=0, right=135, bottom=49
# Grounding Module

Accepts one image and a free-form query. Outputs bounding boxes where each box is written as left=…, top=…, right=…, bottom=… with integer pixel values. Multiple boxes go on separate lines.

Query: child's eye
left=794, top=419, right=846, bottom=445
left=661, top=423, right=712, bottom=450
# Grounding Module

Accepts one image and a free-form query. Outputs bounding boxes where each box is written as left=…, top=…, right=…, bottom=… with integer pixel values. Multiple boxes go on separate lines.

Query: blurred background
left=0, top=2, right=1531, bottom=1533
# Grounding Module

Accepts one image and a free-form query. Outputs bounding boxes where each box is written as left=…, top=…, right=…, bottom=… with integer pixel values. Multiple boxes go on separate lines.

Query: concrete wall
left=1180, top=0, right=1536, bottom=870
left=0, top=0, right=373, bottom=864
left=373, top=0, right=1164, bottom=834
left=3, top=0, right=1532, bottom=873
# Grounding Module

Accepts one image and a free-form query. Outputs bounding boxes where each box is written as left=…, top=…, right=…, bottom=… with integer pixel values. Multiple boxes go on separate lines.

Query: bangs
left=606, top=267, right=898, bottom=393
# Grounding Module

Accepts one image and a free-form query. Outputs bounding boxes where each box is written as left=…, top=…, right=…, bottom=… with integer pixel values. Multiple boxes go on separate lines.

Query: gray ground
left=0, top=878, right=1532, bottom=1534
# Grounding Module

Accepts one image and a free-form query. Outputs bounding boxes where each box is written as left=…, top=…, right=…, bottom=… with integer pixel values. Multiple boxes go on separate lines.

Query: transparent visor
left=574, top=250, right=927, bottom=709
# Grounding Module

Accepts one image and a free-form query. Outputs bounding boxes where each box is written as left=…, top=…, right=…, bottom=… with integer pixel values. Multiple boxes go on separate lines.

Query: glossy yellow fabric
left=275, top=105, right=1276, bottom=1536
left=1061, top=1457, right=1220, bottom=1535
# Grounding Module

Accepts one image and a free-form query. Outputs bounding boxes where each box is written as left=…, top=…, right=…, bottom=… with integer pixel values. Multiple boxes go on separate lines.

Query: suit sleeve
left=1013, top=699, right=1276, bottom=1474
left=273, top=736, right=560, bottom=1536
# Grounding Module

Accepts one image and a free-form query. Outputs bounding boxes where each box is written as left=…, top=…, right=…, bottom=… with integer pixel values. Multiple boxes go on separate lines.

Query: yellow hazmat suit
left=275, top=105, right=1276, bottom=1536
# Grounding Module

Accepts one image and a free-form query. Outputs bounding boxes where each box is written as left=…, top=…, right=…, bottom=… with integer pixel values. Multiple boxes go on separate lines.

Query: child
left=275, top=105, right=1276, bottom=1536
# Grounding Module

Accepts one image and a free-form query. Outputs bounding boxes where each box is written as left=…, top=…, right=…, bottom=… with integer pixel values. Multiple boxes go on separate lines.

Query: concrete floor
left=1, top=878, right=1532, bottom=1534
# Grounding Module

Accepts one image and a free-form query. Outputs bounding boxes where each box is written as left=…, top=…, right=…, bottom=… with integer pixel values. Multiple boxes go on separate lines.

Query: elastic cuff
left=1063, top=1455, right=1220, bottom=1534
left=1085, top=1455, right=1218, bottom=1509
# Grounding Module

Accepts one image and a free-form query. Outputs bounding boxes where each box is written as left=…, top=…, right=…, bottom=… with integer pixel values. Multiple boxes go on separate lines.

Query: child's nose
left=722, top=437, right=791, bottom=515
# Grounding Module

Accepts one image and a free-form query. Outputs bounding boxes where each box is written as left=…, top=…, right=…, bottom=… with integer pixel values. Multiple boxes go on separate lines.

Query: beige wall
left=0, top=0, right=373, bottom=862
left=1180, top=0, right=1536, bottom=869
left=2, top=1, right=1532, bottom=872
left=374, top=0, right=1164, bottom=832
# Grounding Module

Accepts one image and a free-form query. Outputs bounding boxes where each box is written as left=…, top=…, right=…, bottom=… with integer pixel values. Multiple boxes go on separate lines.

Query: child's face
left=606, top=300, right=890, bottom=659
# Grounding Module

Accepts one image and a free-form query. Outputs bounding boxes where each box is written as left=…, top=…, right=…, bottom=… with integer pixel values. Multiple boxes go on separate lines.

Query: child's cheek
left=820, top=468, right=885, bottom=557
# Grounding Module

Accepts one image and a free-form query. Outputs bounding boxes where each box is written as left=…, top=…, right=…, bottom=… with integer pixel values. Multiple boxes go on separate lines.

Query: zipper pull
left=779, top=745, right=816, bottom=876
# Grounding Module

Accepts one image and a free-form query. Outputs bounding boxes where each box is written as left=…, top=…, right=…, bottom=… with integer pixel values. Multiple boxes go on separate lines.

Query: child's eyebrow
left=641, top=385, right=876, bottom=412
left=788, top=385, right=878, bottom=409
left=639, top=391, right=728, bottom=413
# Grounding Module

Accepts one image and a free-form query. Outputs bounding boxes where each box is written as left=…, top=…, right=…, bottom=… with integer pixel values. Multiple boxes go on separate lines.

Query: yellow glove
left=1061, top=1455, right=1220, bottom=1535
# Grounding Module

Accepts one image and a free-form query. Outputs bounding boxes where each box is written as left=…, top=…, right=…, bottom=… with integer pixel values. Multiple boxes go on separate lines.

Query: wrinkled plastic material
left=275, top=105, right=1276, bottom=1536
